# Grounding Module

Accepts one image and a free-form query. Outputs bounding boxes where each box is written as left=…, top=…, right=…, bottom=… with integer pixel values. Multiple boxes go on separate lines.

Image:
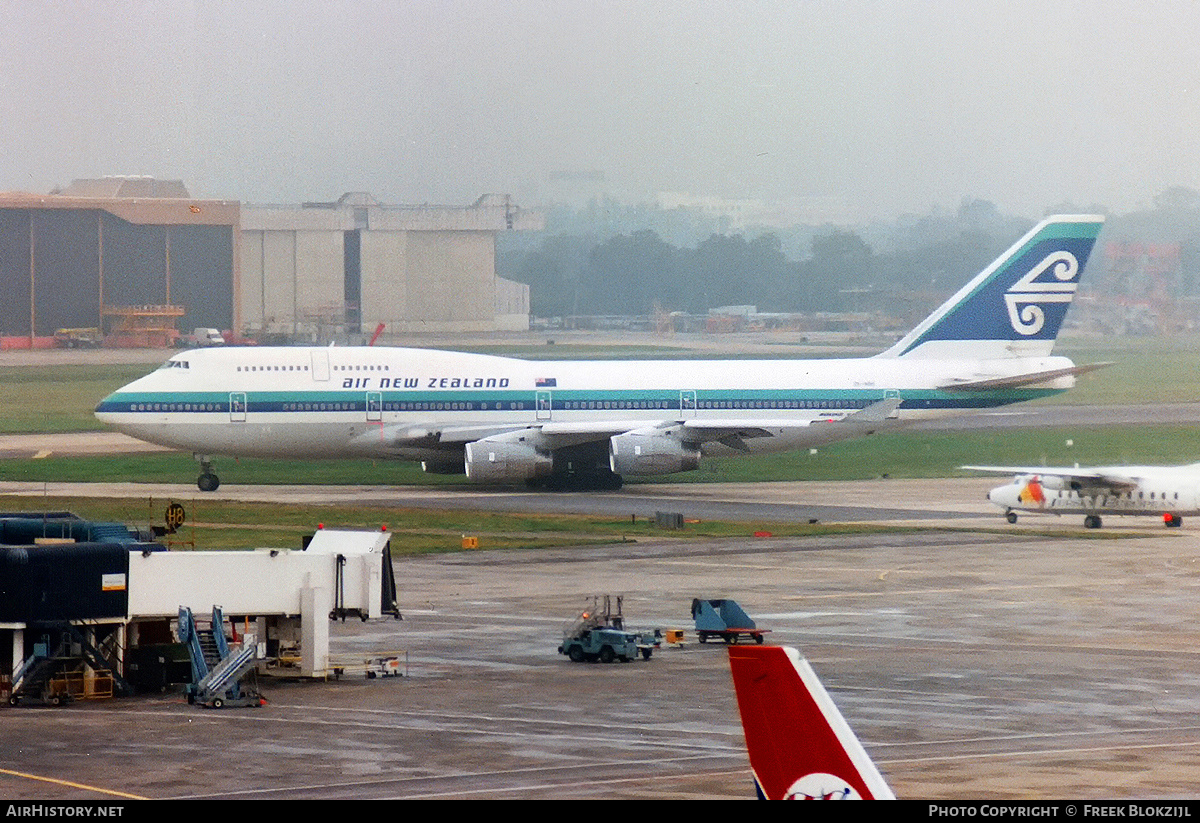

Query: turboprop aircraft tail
left=879, top=214, right=1104, bottom=360
left=728, top=645, right=896, bottom=800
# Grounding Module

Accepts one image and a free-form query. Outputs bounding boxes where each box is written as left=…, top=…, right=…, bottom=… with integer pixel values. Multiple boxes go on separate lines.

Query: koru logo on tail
left=785, top=773, right=862, bottom=800
left=1004, top=251, right=1080, bottom=335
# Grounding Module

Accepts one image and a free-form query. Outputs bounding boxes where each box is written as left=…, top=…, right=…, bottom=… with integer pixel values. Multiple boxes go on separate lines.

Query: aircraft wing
left=938, top=362, right=1112, bottom=391
left=373, top=398, right=904, bottom=452
left=677, top=397, right=903, bottom=451
left=961, top=465, right=1140, bottom=491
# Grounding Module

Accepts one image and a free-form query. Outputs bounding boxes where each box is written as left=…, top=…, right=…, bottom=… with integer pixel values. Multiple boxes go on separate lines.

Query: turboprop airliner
left=96, top=214, right=1104, bottom=492
left=964, top=463, right=1200, bottom=529
left=727, top=644, right=895, bottom=799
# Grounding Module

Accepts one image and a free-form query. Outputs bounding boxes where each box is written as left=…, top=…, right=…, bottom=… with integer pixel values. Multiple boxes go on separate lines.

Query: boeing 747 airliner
left=96, top=214, right=1104, bottom=491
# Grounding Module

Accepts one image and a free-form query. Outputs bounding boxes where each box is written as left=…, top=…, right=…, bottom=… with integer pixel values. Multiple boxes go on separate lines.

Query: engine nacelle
left=609, top=431, right=701, bottom=476
left=1015, top=474, right=1072, bottom=491
left=464, top=437, right=553, bottom=483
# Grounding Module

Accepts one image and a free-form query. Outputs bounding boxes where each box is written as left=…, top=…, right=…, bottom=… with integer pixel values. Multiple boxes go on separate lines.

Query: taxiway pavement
left=0, top=477, right=1198, bottom=799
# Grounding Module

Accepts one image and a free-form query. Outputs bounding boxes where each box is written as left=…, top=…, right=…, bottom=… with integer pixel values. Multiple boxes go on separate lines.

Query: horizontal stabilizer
left=938, top=362, right=1111, bottom=392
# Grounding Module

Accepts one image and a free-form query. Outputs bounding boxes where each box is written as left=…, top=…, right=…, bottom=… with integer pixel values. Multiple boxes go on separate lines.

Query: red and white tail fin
left=727, top=645, right=895, bottom=800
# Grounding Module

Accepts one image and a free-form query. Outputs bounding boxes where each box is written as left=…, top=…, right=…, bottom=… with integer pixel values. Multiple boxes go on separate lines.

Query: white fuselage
left=988, top=466, right=1200, bottom=520
left=95, top=346, right=1073, bottom=463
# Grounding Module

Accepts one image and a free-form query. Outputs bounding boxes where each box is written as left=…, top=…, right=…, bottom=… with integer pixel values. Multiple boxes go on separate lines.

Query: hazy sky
left=3, top=0, right=1199, bottom=220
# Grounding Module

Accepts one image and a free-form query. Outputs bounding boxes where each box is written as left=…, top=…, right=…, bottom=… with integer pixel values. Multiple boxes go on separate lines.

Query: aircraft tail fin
left=728, top=644, right=895, bottom=800
left=879, top=214, right=1104, bottom=360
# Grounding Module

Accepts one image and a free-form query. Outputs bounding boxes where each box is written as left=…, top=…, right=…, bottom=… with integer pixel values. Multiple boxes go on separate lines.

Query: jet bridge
left=1, top=524, right=401, bottom=698
left=127, top=528, right=399, bottom=677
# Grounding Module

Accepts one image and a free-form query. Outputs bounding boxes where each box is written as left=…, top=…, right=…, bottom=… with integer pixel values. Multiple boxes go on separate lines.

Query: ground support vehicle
left=559, top=627, right=647, bottom=663
left=53, top=328, right=102, bottom=348
left=692, top=598, right=769, bottom=645
left=366, top=656, right=403, bottom=678
left=558, top=595, right=659, bottom=663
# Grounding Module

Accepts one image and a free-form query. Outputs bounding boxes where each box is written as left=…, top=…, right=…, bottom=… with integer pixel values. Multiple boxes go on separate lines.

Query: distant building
left=0, top=180, right=541, bottom=345
left=242, top=193, right=541, bottom=338
left=0, top=178, right=238, bottom=342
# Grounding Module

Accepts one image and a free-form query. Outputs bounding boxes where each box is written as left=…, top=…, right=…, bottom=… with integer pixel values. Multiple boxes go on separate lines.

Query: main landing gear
left=195, top=455, right=220, bottom=492
left=1084, top=515, right=1102, bottom=529
left=527, top=469, right=624, bottom=491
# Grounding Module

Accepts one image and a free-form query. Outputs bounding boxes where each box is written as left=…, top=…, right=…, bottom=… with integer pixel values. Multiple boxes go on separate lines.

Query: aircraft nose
left=95, top=392, right=115, bottom=417
left=94, top=389, right=128, bottom=427
left=986, top=484, right=1015, bottom=507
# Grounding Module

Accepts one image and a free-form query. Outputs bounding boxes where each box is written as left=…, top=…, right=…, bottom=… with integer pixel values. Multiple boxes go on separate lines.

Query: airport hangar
left=0, top=178, right=542, bottom=345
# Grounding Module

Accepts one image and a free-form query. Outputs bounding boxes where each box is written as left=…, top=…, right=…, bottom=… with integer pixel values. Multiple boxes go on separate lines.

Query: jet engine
left=609, top=430, right=701, bottom=476
left=1015, top=474, right=1077, bottom=491
left=464, top=436, right=553, bottom=482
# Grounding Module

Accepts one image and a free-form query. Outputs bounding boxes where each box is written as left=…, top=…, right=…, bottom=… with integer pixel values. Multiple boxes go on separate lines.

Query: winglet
left=728, top=645, right=895, bottom=800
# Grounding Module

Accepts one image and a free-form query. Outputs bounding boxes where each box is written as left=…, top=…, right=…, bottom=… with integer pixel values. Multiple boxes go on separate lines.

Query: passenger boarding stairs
left=178, top=606, right=262, bottom=708
left=194, top=633, right=259, bottom=707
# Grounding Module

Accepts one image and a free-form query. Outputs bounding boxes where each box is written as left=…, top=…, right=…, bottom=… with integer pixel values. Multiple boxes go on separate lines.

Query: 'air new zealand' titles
left=96, top=214, right=1105, bottom=491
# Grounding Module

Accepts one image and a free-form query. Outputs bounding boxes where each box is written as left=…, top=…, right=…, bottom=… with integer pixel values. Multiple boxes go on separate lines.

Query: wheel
left=724, top=634, right=736, bottom=645
left=754, top=634, right=764, bottom=644
left=599, top=646, right=615, bottom=664
left=568, top=645, right=585, bottom=663
left=1084, top=515, right=1102, bottom=529
left=698, top=633, right=708, bottom=644
left=641, top=648, right=652, bottom=660
left=49, top=694, right=61, bottom=706
left=197, top=473, right=220, bottom=492
left=1006, top=510, right=1018, bottom=524
left=1166, top=514, right=1183, bottom=528
left=212, top=697, right=224, bottom=709
left=8, top=695, right=18, bottom=706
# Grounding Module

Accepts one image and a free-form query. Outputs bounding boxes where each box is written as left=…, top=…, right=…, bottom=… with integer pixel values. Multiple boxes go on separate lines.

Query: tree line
left=498, top=191, right=1200, bottom=321
left=499, top=199, right=1020, bottom=320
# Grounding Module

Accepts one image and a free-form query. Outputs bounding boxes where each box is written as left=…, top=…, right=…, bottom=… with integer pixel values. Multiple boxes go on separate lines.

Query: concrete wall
left=241, top=230, right=345, bottom=334
left=359, top=229, right=408, bottom=328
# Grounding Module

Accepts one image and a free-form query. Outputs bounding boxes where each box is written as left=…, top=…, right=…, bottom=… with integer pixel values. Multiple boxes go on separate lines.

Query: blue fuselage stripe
left=96, top=387, right=1061, bottom=415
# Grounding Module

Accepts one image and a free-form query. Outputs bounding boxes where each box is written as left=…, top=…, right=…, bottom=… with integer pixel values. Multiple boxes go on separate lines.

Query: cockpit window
left=157, top=360, right=189, bottom=370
